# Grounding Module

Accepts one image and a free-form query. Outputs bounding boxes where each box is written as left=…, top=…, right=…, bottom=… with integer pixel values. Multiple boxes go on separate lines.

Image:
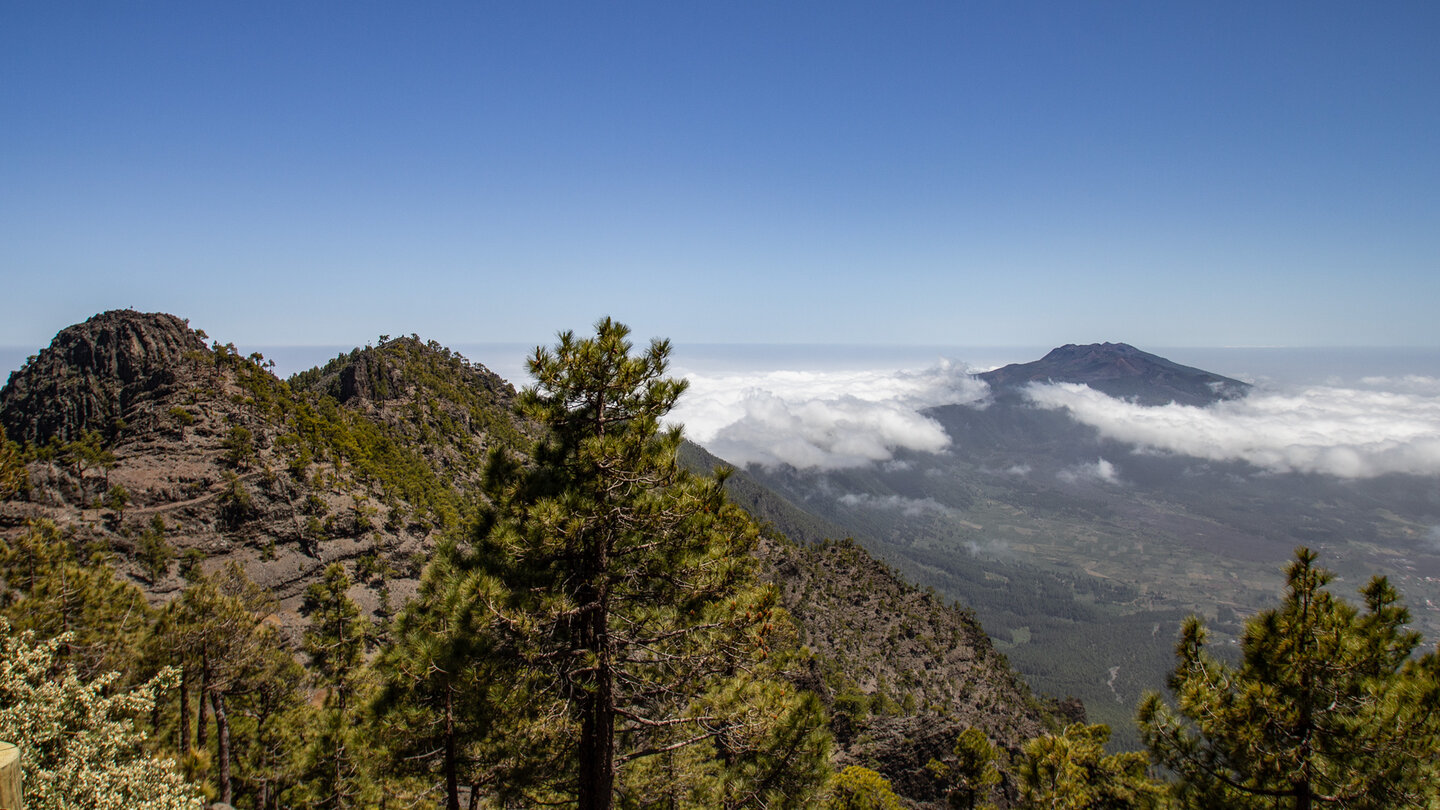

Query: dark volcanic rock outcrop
left=1, top=310, right=207, bottom=444
left=979, top=342, right=1250, bottom=407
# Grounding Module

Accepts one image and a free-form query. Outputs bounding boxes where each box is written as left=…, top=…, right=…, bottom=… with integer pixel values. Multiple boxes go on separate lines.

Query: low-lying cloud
left=1058, top=458, right=1122, bottom=485
left=669, top=361, right=987, bottom=470
left=837, top=493, right=959, bottom=517
left=1023, top=380, right=1440, bottom=479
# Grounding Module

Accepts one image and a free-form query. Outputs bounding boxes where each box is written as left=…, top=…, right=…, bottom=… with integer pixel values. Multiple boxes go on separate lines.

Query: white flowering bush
left=0, top=618, right=203, bottom=810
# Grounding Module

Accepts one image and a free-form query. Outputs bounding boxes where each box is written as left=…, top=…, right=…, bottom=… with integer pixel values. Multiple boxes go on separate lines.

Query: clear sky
left=3, top=1, right=1437, bottom=355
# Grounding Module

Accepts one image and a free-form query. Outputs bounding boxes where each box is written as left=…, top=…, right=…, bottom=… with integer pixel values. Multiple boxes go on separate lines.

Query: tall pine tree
left=168, top=563, right=278, bottom=805
left=460, top=318, right=828, bottom=809
left=372, top=538, right=523, bottom=810
left=297, top=563, right=375, bottom=809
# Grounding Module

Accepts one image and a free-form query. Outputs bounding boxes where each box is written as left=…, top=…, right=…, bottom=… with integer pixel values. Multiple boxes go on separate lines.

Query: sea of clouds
left=668, top=355, right=1440, bottom=479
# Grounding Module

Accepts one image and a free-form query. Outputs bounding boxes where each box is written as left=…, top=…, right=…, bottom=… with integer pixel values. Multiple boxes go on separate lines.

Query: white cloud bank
left=669, top=361, right=988, bottom=470
left=667, top=355, right=1440, bottom=480
left=1024, top=380, right=1440, bottom=479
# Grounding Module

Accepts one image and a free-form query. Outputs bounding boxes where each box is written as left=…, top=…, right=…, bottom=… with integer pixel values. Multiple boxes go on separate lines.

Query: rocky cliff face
left=0, top=310, right=208, bottom=444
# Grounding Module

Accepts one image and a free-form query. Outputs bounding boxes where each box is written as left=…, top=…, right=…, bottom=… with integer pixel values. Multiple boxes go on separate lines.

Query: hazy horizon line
left=6, top=342, right=1440, bottom=390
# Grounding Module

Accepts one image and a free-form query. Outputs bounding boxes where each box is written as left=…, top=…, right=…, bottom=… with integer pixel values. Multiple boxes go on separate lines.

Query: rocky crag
left=0, top=310, right=208, bottom=445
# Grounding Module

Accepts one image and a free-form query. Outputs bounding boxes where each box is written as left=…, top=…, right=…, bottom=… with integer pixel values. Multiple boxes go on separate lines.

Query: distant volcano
left=978, top=342, right=1250, bottom=407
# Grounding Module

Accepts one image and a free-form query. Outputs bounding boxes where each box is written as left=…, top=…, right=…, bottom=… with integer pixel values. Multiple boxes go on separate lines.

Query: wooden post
left=0, top=741, right=21, bottom=810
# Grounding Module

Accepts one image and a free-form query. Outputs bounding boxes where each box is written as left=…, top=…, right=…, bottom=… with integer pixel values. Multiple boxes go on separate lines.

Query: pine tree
left=372, top=539, right=519, bottom=810
left=460, top=318, right=829, bottom=808
left=61, top=428, right=116, bottom=497
left=1018, top=723, right=1163, bottom=810
left=137, top=514, right=176, bottom=583
left=104, top=482, right=130, bottom=524
left=296, top=563, right=375, bottom=809
left=230, top=648, right=310, bottom=810
left=1138, top=547, right=1440, bottom=809
left=149, top=581, right=310, bottom=809
left=0, top=518, right=153, bottom=680
left=169, top=563, right=277, bottom=806
left=223, top=425, right=256, bottom=469
left=928, top=727, right=1001, bottom=810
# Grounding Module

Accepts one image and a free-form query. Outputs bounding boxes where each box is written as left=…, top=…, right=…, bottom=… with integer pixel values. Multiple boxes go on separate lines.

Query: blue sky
left=3, top=1, right=1437, bottom=355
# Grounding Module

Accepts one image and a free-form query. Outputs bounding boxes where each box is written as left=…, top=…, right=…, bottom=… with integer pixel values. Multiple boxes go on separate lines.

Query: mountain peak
left=1046, top=340, right=1137, bottom=356
left=979, top=342, right=1250, bottom=407
left=1, top=310, right=208, bottom=444
left=288, top=334, right=516, bottom=408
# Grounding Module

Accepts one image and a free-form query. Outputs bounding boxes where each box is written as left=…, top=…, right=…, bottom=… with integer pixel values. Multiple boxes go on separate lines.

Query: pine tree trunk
left=196, top=656, right=210, bottom=750
left=214, top=690, right=233, bottom=805
left=444, top=688, right=460, bottom=810
left=576, top=537, right=615, bottom=810
left=577, top=674, right=616, bottom=810
left=179, top=662, right=192, bottom=752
